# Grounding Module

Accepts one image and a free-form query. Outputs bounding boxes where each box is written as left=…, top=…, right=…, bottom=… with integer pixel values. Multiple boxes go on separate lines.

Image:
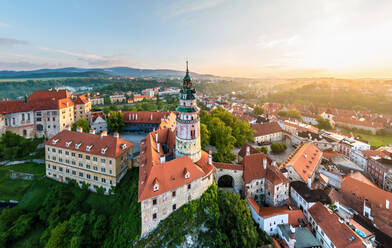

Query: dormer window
left=153, top=178, right=159, bottom=192
left=52, top=139, right=59, bottom=145
left=184, top=168, right=190, bottom=179
left=65, top=141, right=72, bottom=147
left=86, top=145, right=93, bottom=151
left=101, top=147, right=108, bottom=154
left=120, top=143, right=127, bottom=150
left=75, top=143, right=82, bottom=149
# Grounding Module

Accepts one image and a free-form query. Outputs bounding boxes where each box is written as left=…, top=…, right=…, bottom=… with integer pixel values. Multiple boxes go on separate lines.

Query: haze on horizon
left=1, top=0, right=392, bottom=79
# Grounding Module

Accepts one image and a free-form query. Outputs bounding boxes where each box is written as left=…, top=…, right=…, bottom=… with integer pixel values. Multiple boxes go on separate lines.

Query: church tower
left=175, top=61, right=201, bottom=162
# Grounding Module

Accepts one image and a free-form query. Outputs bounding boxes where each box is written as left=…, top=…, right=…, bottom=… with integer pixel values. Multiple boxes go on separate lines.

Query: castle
left=138, top=62, right=214, bottom=236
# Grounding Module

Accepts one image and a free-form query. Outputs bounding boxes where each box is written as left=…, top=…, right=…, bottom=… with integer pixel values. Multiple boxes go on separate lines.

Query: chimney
left=160, top=155, right=166, bottom=164
left=65, top=125, right=71, bottom=131
left=89, top=129, right=95, bottom=134
left=113, top=132, right=119, bottom=138
left=387, top=200, right=390, bottom=210
left=76, top=126, right=83, bottom=133
left=263, top=158, right=267, bottom=169
left=129, top=114, right=131, bottom=121
left=157, top=143, right=160, bottom=153
left=246, top=146, right=250, bottom=156
left=100, top=130, right=107, bottom=138
left=272, top=161, right=276, bottom=167
left=307, top=177, right=312, bottom=189
left=208, top=150, right=212, bottom=165
left=136, top=113, right=138, bottom=120
left=155, top=132, right=159, bottom=143
left=151, top=114, right=153, bottom=120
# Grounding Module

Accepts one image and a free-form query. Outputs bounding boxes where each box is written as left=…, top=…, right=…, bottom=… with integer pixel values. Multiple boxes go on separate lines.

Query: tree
left=200, top=123, right=210, bottom=149
left=253, top=105, right=264, bottom=115
left=45, top=221, right=68, bottom=248
left=257, top=146, right=268, bottom=154
left=232, top=120, right=254, bottom=147
left=270, top=142, right=287, bottom=154
left=278, top=109, right=301, bottom=119
left=316, top=117, right=332, bottom=130
left=107, top=111, right=124, bottom=132
left=72, top=118, right=90, bottom=133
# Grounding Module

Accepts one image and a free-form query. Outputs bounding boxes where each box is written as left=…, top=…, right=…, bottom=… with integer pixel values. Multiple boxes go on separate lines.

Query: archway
left=217, top=175, right=234, bottom=188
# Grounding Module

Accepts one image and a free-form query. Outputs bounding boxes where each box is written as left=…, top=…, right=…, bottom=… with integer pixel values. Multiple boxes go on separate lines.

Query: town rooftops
left=214, top=162, right=244, bottom=171
left=278, top=224, right=321, bottom=248
left=282, top=142, right=322, bottom=182
left=74, top=95, right=89, bottom=105
left=308, top=202, right=363, bottom=248
left=29, top=89, right=71, bottom=101
left=91, top=111, right=106, bottom=122
left=333, top=116, right=384, bottom=129
left=243, top=153, right=288, bottom=185
left=247, top=198, right=305, bottom=227
left=341, top=172, right=392, bottom=209
left=138, top=128, right=213, bottom=202
left=45, top=130, right=133, bottom=158
left=290, top=181, right=331, bottom=205
left=251, top=122, right=283, bottom=137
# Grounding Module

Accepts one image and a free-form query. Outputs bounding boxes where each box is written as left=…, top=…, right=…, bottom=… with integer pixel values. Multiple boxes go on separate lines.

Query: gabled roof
left=45, top=130, right=133, bottom=158
left=74, top=95, right=89, bottom=105
left=91, top=111, right=106, bottom=122
left=124, top=111, right=170, bottom=124
left=308, top=202, right=363, bottom=248
left=243, top=153, right=288, bottom=185
left=28, top=89, right=71, bottom=101
left=282, top=142, right=322, bottom=182
left=251, top=122, right=283, bottom=137
left=238, top=143, right=260, bottom=158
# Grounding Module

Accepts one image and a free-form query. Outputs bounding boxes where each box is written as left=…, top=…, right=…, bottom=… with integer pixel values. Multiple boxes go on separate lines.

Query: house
left=0, top=114, right=5, bottom=135
left=307, top=202, right=363, bottom=248
left=0, top=89, right=74, bottom=138
left=247, top=198, right=305, bottom=235
left=290, top=181, right=331, bottom=216
left=238, top=143, right=260, bottom=162
left=109, top=94, right=126, bottom=104
left=45, top=128, right=133, bottom=194
left=74, top=95, right=91, bottom=121
left=90, top=96, right=104, bottom=105
left=243, top=153, right=289, bottom=206
left=123, top=111, right=172, bottom=132
left=89, top=111, right=107, bottom=134
left=251, top=122, right=283, bottom=144
left=282, top=143, right=322, bottom=184
left=333, top=116, right=383, bottom=135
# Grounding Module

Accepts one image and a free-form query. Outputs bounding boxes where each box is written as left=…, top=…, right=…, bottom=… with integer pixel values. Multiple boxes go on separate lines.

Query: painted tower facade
left=175, top=62, right=201, bottom=162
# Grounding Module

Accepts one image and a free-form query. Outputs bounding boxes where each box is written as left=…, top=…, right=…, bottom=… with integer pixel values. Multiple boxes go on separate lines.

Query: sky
left=1, top=0, right=392, bottom=78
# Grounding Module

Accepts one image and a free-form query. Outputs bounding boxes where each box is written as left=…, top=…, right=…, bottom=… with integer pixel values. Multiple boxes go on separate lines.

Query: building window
left=66, top=169, right=70, bottom=173
left=86, top=155, right=90, bottom=160
left=173, top=204, right=176, bottom=211
left=65, top=151, right=69, bottom=155
left=153, top=213, right=157, bottom=220
left=79, top=172, right=83, bottom=177
left=153, top=199, right=157, bottom=205
left=188, top=184, right=191, bottom=190
left=101, top=168, right=106, bottom=173
left=79, top=162, right=83, bottom=167
left=172, top=191, right=176, bottom=197
left=78, top=154, right=82, bottom=158
left=71, top=152, right=75, bottom=157
left=59, top=167, right=63, bottom=172
left=94, top=176, right=98, bottom=181
left=101, top=178, right=106, bottom=183
left=47, top=164, right=50, bottom=168
left=101, top=158, right=106, bottom=163
left=109, top=170, right=112, bottom=174
left=86, top=164, right=90, bottom=169
left=72, top=170, right=76, bottom=175
left=87, top=174, right=91, bottom=179
left=93, top=166, right=98, bottom=171
left=93, top=157, right=98, bottom=162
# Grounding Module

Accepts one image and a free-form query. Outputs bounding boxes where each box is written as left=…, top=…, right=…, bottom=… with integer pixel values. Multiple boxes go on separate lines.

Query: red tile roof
left=138, top=128, right=213, bottom=202
left=341, top=172, right=392, bottom=209
left=322, top=149, right=342, bottom=159
left=252, top=122, right=283, bottom=137
left=243, top=153, right=288, bottom=185
left=214, top=162, right=244, bottom=171
left=308, top=202, right=363, bottom=248
left=91, top=111, right=106, bottom=122
left=74, top=95, right=89, bottom=105
left=238, top=143, right=260, bottom=158
left=45, top=130, right=133, bottom=158
left=282, top=142, right=322, bottom=182
left=334, top=116, right=384, bottom=129
left=29, top=89, right=71, bottom=101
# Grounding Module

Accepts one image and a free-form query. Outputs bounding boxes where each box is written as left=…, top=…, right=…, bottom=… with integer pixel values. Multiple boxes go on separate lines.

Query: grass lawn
left=0, top=162, right=45, bottom=201
left=353, top=132, right=392, bottom=148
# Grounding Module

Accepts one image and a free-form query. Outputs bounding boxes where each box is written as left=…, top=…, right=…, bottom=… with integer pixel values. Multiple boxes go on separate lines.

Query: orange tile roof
left=138, top=128, right=213, bottom=202
left=238, top=143, right=260, bottom=158
left=91, top=111, right=106, bottom=122
left=334, top=116, right=384, bottom=129
left=283, top=142, right=322, bottom=182
left=28, top=89, right=71, bottom=101
left=45, top=130, right=133, bottom=158
left=252, top=122, right=283, bottom=137
left=74, top=95, right=89, bottom=105
left=361, top=149, right=388, bottom=159
left=341, top=172, right=392, bottom=209
left=308, top=202, right=363, bottom=248
left=322, top=149, right=342, bottom=159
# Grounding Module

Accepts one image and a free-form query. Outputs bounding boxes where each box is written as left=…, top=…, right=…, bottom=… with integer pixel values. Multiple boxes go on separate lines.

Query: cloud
left=0, top=38, right=29, bottom=46
left=39, top=47, right=126, bottom=67
left=257, top=35, right=301, bottom=49
left=0, top=21, right=8, bottom=27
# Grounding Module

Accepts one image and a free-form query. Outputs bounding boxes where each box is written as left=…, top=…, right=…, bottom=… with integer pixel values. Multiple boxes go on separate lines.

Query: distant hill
left=0, top=66, right=215, bottom=79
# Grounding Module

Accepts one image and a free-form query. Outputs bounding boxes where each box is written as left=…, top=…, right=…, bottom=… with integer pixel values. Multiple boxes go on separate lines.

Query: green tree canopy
left=107, top=111, right=124, bottom=133
left=270, top=142, right=287, bottom=154
left=278, top=109, right=301, bottom=119
left=316, top=117, right=332, bottom=130
left=253, top=105, right=264, bottom=115
left=71, top=118, right=90, bottom=133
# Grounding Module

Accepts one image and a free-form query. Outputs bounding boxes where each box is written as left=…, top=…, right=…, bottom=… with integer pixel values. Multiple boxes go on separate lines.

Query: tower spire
left=186, top=60, right=189, bottom=75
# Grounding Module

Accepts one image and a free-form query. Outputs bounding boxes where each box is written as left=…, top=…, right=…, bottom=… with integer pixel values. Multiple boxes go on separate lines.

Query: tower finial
left=186, top=60, right=189, bottom=75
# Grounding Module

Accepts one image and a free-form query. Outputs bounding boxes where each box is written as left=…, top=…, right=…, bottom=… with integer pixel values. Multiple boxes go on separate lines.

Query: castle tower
left=175, top=61, right=201, bottom=162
